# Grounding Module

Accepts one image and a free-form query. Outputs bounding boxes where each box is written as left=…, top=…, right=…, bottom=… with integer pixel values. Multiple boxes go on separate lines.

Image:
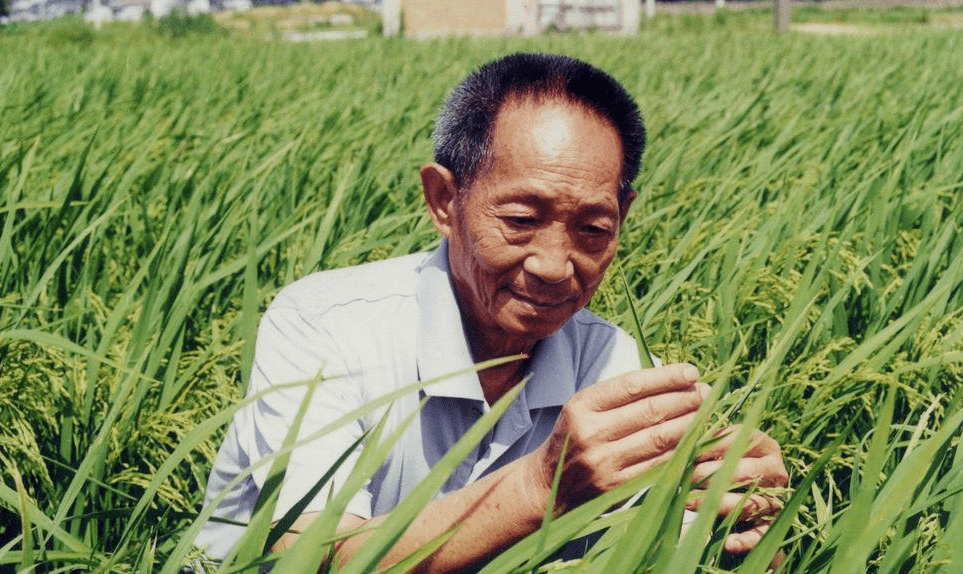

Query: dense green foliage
left=1, top=14, right=962, bottom=573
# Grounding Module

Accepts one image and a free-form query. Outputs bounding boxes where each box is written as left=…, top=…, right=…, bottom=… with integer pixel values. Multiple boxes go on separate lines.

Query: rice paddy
left=1, top=9, right=962, bottom=573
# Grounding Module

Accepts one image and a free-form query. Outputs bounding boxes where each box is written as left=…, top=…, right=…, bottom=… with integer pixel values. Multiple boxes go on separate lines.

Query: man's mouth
left=509, top=289, right=572, bottom=310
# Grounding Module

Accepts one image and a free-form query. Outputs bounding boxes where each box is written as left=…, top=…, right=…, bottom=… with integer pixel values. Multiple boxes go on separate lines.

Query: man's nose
left=522, top=229, right=575, bottom=284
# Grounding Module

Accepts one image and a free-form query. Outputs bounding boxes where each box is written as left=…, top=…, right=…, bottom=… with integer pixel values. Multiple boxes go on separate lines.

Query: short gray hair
left=433, top=53, right=645, bottom=203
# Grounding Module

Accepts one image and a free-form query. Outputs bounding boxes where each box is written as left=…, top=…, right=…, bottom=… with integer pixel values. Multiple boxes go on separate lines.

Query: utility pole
left=383, top=0, right=401, bottom=35
left=775, top=0, right=790, bottom=31
left=622, top=0, right=640, bottom=33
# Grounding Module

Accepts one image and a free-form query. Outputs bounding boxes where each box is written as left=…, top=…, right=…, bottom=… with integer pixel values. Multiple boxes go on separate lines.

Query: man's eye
left=582, top=225, right=612, bottom=236
left=506, top=216, right=538, bottom=227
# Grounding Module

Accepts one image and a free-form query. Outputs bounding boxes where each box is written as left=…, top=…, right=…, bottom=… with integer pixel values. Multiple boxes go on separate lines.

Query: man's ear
left=421, top=163, right=458, bottom=237
left=618, top=188, right=638, bottom=226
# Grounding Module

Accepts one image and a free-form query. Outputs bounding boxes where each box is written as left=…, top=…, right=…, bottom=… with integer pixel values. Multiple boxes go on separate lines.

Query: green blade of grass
left=616, top=261, right=655, bottom=369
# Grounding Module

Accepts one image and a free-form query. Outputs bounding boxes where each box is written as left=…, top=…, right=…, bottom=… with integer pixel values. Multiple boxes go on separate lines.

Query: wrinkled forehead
left=495, top=92, right=619, bottom=137
left=484, top=95, right=624, bottom=177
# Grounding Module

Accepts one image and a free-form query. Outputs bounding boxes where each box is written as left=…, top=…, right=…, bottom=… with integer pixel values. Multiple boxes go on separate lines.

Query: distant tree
left=0, top=0, right=9, bottom=19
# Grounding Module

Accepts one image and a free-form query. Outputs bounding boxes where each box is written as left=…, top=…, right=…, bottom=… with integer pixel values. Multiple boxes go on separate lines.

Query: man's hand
left=525, top=362, right=789, bottom=557
left=690, top=427, right=789, bottom=555
left=527, top=363, right=709, bottom=512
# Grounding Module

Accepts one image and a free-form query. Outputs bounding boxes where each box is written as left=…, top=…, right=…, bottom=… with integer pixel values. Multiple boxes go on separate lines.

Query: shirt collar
left=415, top=238, right=579, bottom=409
left=525, top=330, right=577, bottom=409
left=415, top=239, right=486, bottom=402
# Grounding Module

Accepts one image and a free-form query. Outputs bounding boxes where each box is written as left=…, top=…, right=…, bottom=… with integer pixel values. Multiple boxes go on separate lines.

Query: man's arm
left=272, top=363, right=786, bottom=573
left=273, top=450, right=556, bottom=573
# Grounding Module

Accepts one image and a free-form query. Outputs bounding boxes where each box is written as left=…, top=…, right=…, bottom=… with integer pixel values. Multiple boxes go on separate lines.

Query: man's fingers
left=724, top=523, right=770, bottom=555
left=600, top=383, right=708, bottom=440
left=692, top=427, right=788, bottom=488
left=691, top=456, right=787, bottom=489
left=683, top=494, right=782, bottom=558
left=722, top=492, right=782, bottom=521
left=615, top=411, right=699, bottom=467
left=685, top=492, right=782, bottom=521
left=697, top=426, right=782, bottom=461
left=585, top=363, right=701, bottom=411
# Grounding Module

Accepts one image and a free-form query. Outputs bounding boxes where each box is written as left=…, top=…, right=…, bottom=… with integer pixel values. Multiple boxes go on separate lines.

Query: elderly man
left=197, top=53, right=788, bottom=571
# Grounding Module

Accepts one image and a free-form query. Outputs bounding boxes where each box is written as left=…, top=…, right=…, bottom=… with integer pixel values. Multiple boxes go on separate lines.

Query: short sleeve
left=243, top=304, right=374, bottom=521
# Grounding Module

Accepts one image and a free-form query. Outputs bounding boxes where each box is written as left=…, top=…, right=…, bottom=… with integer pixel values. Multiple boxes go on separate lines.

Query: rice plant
left=1, top=13, right=961, bottom=573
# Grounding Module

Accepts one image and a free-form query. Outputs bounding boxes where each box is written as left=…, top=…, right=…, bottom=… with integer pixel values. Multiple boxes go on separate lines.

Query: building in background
left=8, top=0, right=249, bottom=22
left=383, top=0, right=639, bottom=36
left=10, top=0, right=82, bottom=21
left=4, top=0, right=636, bottom=36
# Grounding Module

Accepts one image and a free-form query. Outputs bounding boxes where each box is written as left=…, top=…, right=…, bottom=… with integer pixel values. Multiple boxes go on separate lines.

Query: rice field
left=1, top=11, right=962, bottom=573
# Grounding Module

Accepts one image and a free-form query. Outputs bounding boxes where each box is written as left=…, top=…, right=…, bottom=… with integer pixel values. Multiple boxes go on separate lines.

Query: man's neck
left=463, top=327, right=535, bottom=406
left=476, top=357, right=530, bottom=406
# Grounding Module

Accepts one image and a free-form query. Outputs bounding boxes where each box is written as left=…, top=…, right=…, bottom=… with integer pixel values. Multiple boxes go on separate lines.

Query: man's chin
left=502, top=312, right=571, bottom=342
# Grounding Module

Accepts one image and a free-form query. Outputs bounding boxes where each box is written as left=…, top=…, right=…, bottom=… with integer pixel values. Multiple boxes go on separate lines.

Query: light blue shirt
left=196, top=239, right=642, bottom=559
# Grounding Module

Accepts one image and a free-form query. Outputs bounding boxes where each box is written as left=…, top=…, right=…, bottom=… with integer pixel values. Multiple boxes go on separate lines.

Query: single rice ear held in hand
left=618, top=261, right=656, bottom=369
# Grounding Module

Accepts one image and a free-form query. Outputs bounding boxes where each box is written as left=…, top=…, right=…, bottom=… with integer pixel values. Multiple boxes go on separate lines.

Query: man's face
left=446, top=97, right=627, bottom=353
